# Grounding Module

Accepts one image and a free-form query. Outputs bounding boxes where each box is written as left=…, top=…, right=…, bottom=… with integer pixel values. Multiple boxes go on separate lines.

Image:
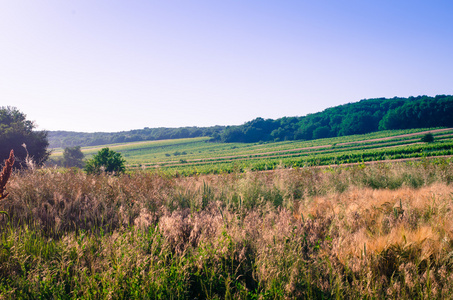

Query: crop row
left=133, top=140, right=453, bottom=176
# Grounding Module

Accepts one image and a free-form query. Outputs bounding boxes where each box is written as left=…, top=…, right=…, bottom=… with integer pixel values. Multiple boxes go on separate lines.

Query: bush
left=84, top=147, right=126, bottom=174
left=421, top=133, right=434, bottom=143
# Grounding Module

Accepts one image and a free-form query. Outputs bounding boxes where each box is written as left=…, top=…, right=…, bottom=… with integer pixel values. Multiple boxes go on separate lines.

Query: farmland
left=50, top=127, right=453, bottom=175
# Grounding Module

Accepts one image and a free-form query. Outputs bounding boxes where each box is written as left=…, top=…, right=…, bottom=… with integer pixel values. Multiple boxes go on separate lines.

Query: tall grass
left=1, top=158, right=453, bottom=298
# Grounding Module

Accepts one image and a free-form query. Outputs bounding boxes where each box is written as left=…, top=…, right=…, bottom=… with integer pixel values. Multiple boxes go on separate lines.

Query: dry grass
left=0, top=150, right=15, bottom=201
left=0, top=158, right=453, bottom=298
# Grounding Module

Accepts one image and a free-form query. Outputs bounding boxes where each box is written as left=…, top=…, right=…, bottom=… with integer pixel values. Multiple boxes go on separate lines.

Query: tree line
left=48, top=126, right=226, bottom=148
left=215, top=95, right=453, bottom=143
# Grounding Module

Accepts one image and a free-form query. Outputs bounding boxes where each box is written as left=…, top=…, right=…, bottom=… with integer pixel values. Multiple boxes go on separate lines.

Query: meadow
left=1, top=157, right=453, bottom=298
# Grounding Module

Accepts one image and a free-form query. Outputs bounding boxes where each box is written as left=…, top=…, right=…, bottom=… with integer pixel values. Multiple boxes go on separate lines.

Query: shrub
left=421, top=133, right=434, bottom=143
left=84, top=147, right=126, bottom=174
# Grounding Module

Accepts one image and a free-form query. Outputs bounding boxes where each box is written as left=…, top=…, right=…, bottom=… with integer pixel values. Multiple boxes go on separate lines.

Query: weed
left=1, top=161, right=453, bottom=298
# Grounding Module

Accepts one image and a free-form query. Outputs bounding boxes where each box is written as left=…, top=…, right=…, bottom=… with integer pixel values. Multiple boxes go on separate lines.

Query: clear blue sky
left=1, top=1, right=453, bottom=132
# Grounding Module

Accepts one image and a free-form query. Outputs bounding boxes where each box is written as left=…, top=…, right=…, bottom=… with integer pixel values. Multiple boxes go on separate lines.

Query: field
left=3, top=128, right=453, bottom=298
left=50, top=128, right=453, bottom=175
left=1, top=158, right=453, bottom=298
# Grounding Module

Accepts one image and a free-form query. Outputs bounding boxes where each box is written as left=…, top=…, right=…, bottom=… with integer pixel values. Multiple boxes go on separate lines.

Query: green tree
left=62, top=146, right=84, bottom=168
left=84, top=148, right=126, bottom=175
left=0, top=106, right=49, bottom=168
left=312, top=126, right=331, bottom=139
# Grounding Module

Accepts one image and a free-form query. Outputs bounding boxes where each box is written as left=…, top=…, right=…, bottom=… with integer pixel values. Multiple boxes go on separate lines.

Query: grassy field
left=50, top=128, right=453, bottom=175
left=1, top=158, right=453, bottom=298
left=4, top=129, right=453, bottom=298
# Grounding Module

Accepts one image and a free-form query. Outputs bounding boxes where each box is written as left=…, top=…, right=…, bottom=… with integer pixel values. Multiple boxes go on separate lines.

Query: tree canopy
left=62, top=146, right=84, bottom=168
left=0, top=107, right=50, bottom=168
left=84, top=148, right=126, bottom=175
left=215, top=95, right=453, bottom=143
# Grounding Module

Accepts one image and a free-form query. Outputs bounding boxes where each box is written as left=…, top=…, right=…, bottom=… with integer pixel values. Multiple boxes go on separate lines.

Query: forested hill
left=216, top=95, right=453, bottom=143
left=48, top=95, right=453, bottom=148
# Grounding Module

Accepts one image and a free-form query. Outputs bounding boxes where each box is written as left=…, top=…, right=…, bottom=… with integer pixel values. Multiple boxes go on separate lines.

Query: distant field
left=50, top=128, right=453, bottom=175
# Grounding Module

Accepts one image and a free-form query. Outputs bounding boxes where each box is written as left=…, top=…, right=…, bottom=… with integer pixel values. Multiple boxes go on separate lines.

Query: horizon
left=44, top=94, right=451, bottom=134
left=2, top=1, right=453, bottom=132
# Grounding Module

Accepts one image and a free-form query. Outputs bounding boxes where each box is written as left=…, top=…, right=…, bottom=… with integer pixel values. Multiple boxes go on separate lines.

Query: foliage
left=379, top=95, right=453, bottom=130
left=62, top=146, right=84, bottom=168
left=216, top=95, right=453, bottom=143
left=0, top=106, right=50, bottom=168
left=421, top=133, right=435, bottom=143
left=84, top=147, right=126, bottom=174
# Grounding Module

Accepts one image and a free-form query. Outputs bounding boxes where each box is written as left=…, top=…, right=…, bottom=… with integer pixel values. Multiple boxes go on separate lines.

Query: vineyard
left=51, top=128, right=453, bottom=175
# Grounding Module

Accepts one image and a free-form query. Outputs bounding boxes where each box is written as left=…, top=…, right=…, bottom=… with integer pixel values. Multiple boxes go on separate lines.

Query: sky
left=1, top=1, right=453, bottom=133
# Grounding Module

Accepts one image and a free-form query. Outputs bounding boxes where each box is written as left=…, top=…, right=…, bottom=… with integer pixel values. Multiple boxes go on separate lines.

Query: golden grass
left=1, top=159, right=453, bottom=298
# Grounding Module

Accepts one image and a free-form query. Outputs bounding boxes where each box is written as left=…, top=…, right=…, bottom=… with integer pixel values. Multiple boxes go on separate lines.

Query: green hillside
left=217, top=95, right=453, bottom=143
left=50, top=127, right=453, bottom=175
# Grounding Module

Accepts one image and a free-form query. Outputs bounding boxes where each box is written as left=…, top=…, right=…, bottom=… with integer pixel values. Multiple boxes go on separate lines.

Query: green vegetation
left=84, top=148, right=126, bottom=175
left=421, top=133, right=435, bottom=143
left=48, top=95, right=453, bottom=148
left=1, top=159, right=453, bottom=298
left=50, top=128, right=453, bottom=176
left=0, top=107, right=49, bottom=168
left=62, top=146, right=85, bottom=168
left=218, top=95, right=453, bottom=143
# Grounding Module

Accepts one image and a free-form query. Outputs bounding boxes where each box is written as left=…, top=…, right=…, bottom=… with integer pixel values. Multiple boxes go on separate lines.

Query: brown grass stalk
left=0, top=149, right=15, bottom=200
